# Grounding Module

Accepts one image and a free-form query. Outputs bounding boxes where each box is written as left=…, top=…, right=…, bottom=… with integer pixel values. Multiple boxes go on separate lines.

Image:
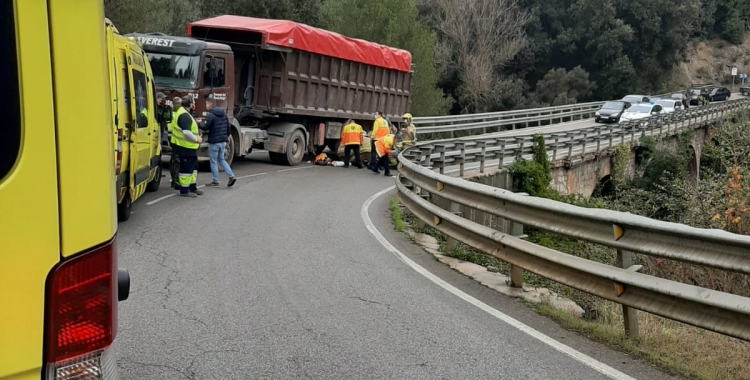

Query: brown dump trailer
left=130, top=15, right=413, bottom=166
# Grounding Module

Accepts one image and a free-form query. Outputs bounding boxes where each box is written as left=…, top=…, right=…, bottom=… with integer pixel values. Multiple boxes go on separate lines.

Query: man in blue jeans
left=201, top=98, right=236, bottom=187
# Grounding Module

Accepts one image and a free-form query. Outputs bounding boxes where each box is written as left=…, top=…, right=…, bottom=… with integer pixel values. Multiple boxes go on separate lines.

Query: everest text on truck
left=128, top=15, right=413, bottom=166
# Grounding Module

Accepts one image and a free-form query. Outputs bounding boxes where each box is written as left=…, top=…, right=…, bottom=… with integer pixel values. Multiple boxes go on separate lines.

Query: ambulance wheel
left=118, top=192, right=132, bottom=222
left=146, top=163, right=161, bottom=192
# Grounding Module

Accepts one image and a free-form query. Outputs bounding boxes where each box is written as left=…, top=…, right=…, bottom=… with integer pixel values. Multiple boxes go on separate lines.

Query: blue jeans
left=208, top=142, right=234, bottom=183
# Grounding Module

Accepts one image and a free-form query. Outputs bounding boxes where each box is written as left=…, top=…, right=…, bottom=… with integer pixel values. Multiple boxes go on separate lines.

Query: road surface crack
left=350, top=296, right=393, bottom=311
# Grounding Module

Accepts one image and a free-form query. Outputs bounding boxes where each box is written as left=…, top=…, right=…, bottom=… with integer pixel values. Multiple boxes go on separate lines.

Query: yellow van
left=105, top=18, right=163, bottom=222
left=0, top=1, right=129, bottom=379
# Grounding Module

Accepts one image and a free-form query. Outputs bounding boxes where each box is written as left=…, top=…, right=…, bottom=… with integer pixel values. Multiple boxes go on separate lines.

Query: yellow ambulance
left=105, top=18, right=163, bottom=222
left=0, top=1, right=130, bottom=379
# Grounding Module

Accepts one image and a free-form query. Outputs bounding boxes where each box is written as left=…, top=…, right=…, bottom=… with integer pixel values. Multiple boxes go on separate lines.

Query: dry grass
left=540, top=300, right=750, bottom=380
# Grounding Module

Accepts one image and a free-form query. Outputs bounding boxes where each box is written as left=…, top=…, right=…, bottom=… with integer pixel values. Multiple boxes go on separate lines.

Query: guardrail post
left=435, top=145, right=446, bottom=175
left=596, top=127, right=602, bottom=153
left=478, top=141, right=487, bottom=173
left=498, top=141, right=506, bottom=169
left=608, top=125, right=614, bottom=149
left=445, top=202, right=463, bottom=251
left=552, top=134, right=560, bottom=161
left=420, top=146, right=433, bottom=169
left=616, top=248, right=640, bottom=340
left=581, top=132, right=587, bottom=156
left=567, top=133, right=574, bottom=159
left=630, top=122, right=636, bottom=144
left=456, top=142, right=466, bottom=177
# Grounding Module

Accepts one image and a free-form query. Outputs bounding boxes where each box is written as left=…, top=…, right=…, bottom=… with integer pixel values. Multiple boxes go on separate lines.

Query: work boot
left=227, top=177, right=236, bottom=187
left=180, top=193, right=197, bottom=198
left=206, top=182, right=220, bottom=187
left=192, top=189, right=204, bottom=196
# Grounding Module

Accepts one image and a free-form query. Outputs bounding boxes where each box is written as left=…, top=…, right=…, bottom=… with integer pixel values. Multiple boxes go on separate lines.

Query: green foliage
left=321, top=0, right=451, bottom=117
left=508, top=134, right=552, bottom=196
left=611, top=143, right=631, bottom=185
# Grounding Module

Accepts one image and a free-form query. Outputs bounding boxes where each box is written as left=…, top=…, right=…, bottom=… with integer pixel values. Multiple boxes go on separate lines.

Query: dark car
left=706, top=87, right=731, bottom=102
left=595, top=101, right=631, bottom=123
left=688, top=87, right=712, bottom=106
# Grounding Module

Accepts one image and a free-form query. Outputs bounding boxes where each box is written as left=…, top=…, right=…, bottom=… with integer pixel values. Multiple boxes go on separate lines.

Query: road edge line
left=361, top=185, right=636, bottom=380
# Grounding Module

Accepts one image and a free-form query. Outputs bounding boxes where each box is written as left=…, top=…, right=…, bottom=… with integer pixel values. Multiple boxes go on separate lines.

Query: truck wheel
left=225, top=134, right=235, bottom=166
left=146, top=163, right=161, bottom=192
left=117, top=191, right=132, bottom=222
left=280, top=130, right=305, bottom=166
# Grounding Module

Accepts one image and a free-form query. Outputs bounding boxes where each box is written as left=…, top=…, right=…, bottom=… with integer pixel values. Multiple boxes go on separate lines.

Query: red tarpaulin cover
left=187, top=15, right=412, bottom=73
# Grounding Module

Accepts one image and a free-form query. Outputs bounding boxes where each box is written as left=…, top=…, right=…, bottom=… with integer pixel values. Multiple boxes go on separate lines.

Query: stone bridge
left=550, top=124, right=710, bottom=197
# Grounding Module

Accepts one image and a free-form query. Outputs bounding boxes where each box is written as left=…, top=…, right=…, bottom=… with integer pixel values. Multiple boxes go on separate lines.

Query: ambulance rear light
left=44, top=238, right=119, bottom=379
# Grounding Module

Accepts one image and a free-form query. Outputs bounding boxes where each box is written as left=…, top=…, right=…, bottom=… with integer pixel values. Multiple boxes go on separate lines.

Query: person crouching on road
left=373, top=134, right=398, bottom=177
left=173, top=98, right=204, bottom=197
left=168, top=96, right=182, bottom=190
left=370, top=111, right=389, bottom=172
left=340, top=119, right=364, bottom=169
left=201, top=98, right=236, bottom=187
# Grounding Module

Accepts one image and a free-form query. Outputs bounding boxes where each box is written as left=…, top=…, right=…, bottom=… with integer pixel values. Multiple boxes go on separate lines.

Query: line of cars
left=594, top=84, right=732, bottom=124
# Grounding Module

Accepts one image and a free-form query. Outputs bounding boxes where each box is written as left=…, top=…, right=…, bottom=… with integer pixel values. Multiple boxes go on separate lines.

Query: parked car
left=620, top=103, right=664, bottom=123
left=654, top=99, right=683, bottom=113
left=595, top=101, right=631, bottom=123
left=688, top=86, right=712, bottom=106
left=670, top=92, right=689, bottom=109
left=622, top=95, right=650, bottom=104
left=706, top=87, right=731, bottom=102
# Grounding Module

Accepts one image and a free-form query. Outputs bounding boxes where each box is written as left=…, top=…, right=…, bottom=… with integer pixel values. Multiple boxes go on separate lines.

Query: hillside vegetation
left=105, top=0, right=750, bottom=116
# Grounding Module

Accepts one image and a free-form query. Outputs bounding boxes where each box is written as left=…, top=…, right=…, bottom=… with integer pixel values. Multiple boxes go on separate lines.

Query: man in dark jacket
left=201, top=98, right=236, bottom=187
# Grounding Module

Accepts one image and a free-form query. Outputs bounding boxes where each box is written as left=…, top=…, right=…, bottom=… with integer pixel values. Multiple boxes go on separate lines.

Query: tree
left=429, top=0, right=530, bottom=113
left=322, top=0, right=451, bottom=116
left=534, top=66, right=594, bottom=105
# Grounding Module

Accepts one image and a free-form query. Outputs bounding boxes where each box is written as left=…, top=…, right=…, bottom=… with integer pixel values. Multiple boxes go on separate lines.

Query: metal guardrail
left=396, top=98, right=750, bottom=341
left=411, top=92, right=683, bottom=139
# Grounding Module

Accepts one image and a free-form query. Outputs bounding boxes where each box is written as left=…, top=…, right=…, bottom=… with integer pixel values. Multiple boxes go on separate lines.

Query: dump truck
left=128, top=15, right=413, bottom=166
left=106, top=19, right=163, bottom=221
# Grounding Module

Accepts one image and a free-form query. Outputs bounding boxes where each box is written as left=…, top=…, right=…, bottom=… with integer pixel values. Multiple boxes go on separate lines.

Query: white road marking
left=361, top=186, right=636, bottom=380
left=146, top=193, right=175, bottom=205
left=277, top=166, right=314, bottom=172
left=237, top=172, right=267, bottom=180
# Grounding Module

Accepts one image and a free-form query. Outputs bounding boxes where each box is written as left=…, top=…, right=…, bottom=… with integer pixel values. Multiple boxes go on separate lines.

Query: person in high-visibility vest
left=373, top=134, right=398, bottom=177
left=340, top=119, right=364, bottom=168
left=370, top=111, right=389, bottom=172
left=401, top=113, right=416, bottom=147
left=172, top=98, right=203, bottom=197
left=167, top=96, right=182, bottom=190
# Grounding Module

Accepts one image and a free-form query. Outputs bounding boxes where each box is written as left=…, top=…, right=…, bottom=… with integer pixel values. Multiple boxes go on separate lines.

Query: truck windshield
left=146, top=53, right=200, bottom=89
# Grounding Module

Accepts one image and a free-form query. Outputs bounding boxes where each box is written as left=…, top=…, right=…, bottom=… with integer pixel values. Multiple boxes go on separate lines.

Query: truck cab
left=127, top=33, right=267, bottom=166
left=1, top=1, right=129, bottom=379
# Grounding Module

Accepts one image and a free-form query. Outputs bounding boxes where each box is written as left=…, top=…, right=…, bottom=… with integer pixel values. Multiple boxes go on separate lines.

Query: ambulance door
left=126, top=46, right=152, bottom=195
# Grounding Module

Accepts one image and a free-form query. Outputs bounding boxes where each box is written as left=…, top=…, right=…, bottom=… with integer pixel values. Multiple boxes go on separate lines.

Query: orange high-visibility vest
left=340, top=122, right=363, bottom=145
left=375, top=135, right=395, bottom=158
left=372, top=117, right=389, bottom=140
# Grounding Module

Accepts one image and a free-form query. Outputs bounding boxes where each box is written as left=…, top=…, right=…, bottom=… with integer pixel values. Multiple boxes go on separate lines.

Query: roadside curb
left=404, top=227, right=585, bottom=317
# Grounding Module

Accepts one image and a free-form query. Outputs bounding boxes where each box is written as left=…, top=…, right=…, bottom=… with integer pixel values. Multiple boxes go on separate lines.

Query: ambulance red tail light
left=44, top=238, right=119, bottom=380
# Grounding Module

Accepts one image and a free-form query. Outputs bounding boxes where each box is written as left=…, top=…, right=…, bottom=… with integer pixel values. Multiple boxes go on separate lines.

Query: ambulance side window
left=0, top=2, right=20, bottom=181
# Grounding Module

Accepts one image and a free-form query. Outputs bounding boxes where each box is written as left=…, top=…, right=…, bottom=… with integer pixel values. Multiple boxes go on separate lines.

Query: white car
left=654, top=99, right=683, bottom=114
left=620, top=103, right=664, bottom=123
left=622, top=95, right=650, bottom=104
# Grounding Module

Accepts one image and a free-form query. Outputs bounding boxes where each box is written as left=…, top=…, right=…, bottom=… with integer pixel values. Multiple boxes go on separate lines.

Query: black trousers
left=170, top=152, right=180, bottom=188
left=369, top=139, right=377, bottom=170
left=343, top=145, right=362, bottom=168
left=373, top=155, right=390, bottom=176
left=178, top=155, right=198, bottom=194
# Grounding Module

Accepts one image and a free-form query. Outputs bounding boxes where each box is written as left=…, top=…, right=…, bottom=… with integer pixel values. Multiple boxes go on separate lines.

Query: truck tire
left=146, top=162, right=162, bottom=192
left=117, top=191, right=132, bottom=222
left=280, top=129, right=305, bottom=166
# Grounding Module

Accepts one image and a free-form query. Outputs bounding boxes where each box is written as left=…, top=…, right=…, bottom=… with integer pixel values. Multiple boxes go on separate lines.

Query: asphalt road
left=115, top=150, right=676, bottom=379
